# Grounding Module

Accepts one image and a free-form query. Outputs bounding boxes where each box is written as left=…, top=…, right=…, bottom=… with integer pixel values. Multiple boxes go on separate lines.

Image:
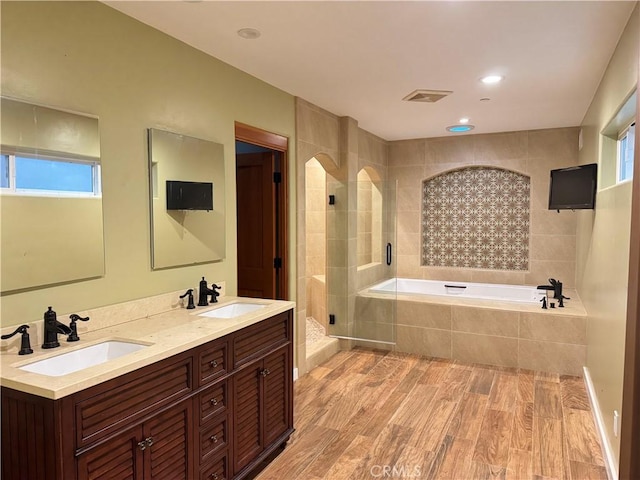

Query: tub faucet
left=548, top=278, right=563, bottom=300
left=42, top=306, right=72, bottom=349
left=537, top=279, right=570, bottom=307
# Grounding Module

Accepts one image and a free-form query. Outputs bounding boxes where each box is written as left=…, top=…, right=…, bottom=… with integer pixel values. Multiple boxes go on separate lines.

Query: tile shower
left=296, top=97, right=582, bottom=377
left=304, top=156, right=339, bottom=369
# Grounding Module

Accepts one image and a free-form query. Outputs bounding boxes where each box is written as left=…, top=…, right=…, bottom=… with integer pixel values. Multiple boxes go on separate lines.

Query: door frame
left=235, top=122, right=289, bottom=300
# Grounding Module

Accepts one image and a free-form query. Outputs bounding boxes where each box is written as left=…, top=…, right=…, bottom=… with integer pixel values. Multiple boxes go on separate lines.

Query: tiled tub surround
left=355, top=287, right=587, bottom=376
left=422, top=167, right=531, bottom=271
left=0, top=289, right=295, bottom=399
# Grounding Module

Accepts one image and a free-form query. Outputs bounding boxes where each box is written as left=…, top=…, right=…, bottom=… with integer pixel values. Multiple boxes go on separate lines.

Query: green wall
left=576, top=5, right=638, bottom=471
left=0, top=1, right=296, bottom=325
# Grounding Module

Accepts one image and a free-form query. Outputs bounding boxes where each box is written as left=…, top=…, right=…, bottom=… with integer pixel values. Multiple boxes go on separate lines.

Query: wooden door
left=144, top=400, right=192, bottom=480
left=263, top=347, right=291, bottom=446
left=77, top=426, right=143, bottom=480
left=236, top=153, right=276, bottom=298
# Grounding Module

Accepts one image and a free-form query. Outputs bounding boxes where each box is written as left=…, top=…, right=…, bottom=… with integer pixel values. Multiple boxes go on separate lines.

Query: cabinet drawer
left=233, top=311, right=290, bottom=367
left=200, top=415, right=228, bottom=464
left=199, top=380, right=228, bottom=424
left=198, top=340, right=228, bottom=386
left=74, top=354, right=192, bottom=448
left=200, top=452, right=229, bottom=480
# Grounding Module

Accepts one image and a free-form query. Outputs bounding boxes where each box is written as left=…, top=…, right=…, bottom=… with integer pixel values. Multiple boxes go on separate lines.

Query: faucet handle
left=180, top=289, right=196, bottom=309
left=67, top=314, right=90, bottom=342
left=210, top=284, right=221, bottom=303
left=1, top=325, right=33, bottom=355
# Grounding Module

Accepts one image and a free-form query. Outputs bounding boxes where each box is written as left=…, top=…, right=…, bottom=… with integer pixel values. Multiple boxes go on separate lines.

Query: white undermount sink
left=19, top=340, right=148, bottom=377
left=198, top=302, right=266, bottom=319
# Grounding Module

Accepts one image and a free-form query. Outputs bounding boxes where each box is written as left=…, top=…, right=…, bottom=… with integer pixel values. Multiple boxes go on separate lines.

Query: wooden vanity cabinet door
left=76, top=399, right=193, bottom=480
left=143, top=399, right=193, bottom=480
left=232, top=359, right=263, bottom=473
left=77, top=425, right=144, bottom=480
left=263, top=347, right=292, bottom=446
left=232, top=345, right=293, bottom=476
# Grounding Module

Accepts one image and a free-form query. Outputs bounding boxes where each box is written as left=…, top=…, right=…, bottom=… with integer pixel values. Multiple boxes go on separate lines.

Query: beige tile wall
left=305, top=158, right=327, bottom=328
left=357, top=177, right=373, bottom=266
left=305, top=159, right=327, bottom=278
left=389, top=127, right=580, bottom=288
left=309, top=275, right=327, bottom=330
left=356, top=294, right=587, bottom=375
left=296, top=98, right=343, bottom=376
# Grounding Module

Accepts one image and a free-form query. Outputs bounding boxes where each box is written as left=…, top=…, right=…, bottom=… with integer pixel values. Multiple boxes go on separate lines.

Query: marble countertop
left=0, top=297, right=295, bottom=400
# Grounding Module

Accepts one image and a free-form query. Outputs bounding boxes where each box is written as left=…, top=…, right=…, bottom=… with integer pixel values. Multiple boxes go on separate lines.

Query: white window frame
left=0, top=153, right=101, bottom=198
left=617, top=121, right=635, bottom=184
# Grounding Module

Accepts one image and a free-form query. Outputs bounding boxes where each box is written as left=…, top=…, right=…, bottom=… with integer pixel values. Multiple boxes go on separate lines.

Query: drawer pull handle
left=210, top=434, right=218, bottom=443
left=138, top=440, right=147, bottom=451
left=211, top=474, right=218, bottom=480
left=210, top=360, right=218, bottom=368
left=145, top=437, right=154, bottom=447
left=210, top=397, right=218, bottom=406
left=260, top=368, right=271, bottom=377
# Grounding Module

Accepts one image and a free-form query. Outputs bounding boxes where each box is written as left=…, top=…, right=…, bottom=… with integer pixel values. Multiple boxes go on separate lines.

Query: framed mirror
left=148, top=128, right=225, bottom=269
left=0, top=97, right=104, bottom=292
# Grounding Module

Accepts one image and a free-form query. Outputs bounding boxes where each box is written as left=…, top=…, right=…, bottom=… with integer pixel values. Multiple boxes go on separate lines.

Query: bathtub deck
left=255, top=348, right=606, bottom=480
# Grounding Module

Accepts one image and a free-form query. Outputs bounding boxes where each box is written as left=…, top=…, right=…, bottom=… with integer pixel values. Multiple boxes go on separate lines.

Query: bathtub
left=369, top=277, right=546, bottom=304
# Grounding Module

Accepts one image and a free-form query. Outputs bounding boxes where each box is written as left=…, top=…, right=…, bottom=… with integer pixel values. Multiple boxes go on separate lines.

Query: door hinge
left=273, top=257, right=282, bottom=269
left=273, top=172, right=282, bottom=184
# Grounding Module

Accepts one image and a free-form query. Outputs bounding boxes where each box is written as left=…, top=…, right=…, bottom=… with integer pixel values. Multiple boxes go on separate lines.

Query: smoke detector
left=402, top=89, right=453, bottom=103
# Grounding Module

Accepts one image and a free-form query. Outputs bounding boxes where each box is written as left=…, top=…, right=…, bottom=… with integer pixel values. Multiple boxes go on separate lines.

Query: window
left=0, top=155, right=9, bottom=188
left=618, top=122, right=635, bottom=183
left=600, top=90, right=636, bottom=189
left=0, top=154, right=101, bottom=196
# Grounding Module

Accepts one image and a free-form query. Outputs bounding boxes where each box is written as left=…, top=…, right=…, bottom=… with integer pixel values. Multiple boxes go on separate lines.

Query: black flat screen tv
left=548, top=163, right=597, bottom=211
left=166, top=180, right=213, bottom=211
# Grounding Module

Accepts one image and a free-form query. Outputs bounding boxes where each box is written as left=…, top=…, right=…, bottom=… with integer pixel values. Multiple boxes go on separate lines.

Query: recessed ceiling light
left=446, top=124, right=475, bottom=133
left=459, top=117, right=470, bottom=124
left=237, top=28, right=261, bottom=40
left=481, top=75, right=503, bottom=85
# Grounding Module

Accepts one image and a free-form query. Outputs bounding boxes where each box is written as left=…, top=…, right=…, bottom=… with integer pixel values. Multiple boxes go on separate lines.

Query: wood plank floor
left=255, top=348, right=607, bottom=480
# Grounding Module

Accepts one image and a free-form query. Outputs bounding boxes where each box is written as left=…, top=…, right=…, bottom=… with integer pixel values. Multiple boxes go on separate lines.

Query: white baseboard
left=293, top=367, right=299, bottom=382
left=583, top=366, right=617, bottom=480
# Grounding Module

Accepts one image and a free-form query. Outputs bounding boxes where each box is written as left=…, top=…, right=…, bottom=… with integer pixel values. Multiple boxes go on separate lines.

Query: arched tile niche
left=421, top=166, right=531, bottom=271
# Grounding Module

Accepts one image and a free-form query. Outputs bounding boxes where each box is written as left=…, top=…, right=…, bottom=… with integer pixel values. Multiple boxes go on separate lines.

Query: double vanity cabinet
left=1, top=307, right=294, bottom=480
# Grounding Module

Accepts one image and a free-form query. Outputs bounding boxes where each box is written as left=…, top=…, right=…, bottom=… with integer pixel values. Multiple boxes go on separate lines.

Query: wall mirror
left=0, top=97, right=104, bottom=292
left=148, top=128, right=225, bottom=269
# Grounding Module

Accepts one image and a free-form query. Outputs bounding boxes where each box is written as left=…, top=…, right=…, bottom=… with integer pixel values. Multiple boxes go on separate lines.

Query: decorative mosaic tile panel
left=421, top=167, right=530, bottom=270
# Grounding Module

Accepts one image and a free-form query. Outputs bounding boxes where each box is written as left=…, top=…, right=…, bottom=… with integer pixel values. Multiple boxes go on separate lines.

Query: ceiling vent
left=402, top=89, right=453, bottom=103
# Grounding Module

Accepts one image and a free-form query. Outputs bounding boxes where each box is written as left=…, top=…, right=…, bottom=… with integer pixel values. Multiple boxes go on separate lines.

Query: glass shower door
left=326, top=179, right=397, bottom=345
